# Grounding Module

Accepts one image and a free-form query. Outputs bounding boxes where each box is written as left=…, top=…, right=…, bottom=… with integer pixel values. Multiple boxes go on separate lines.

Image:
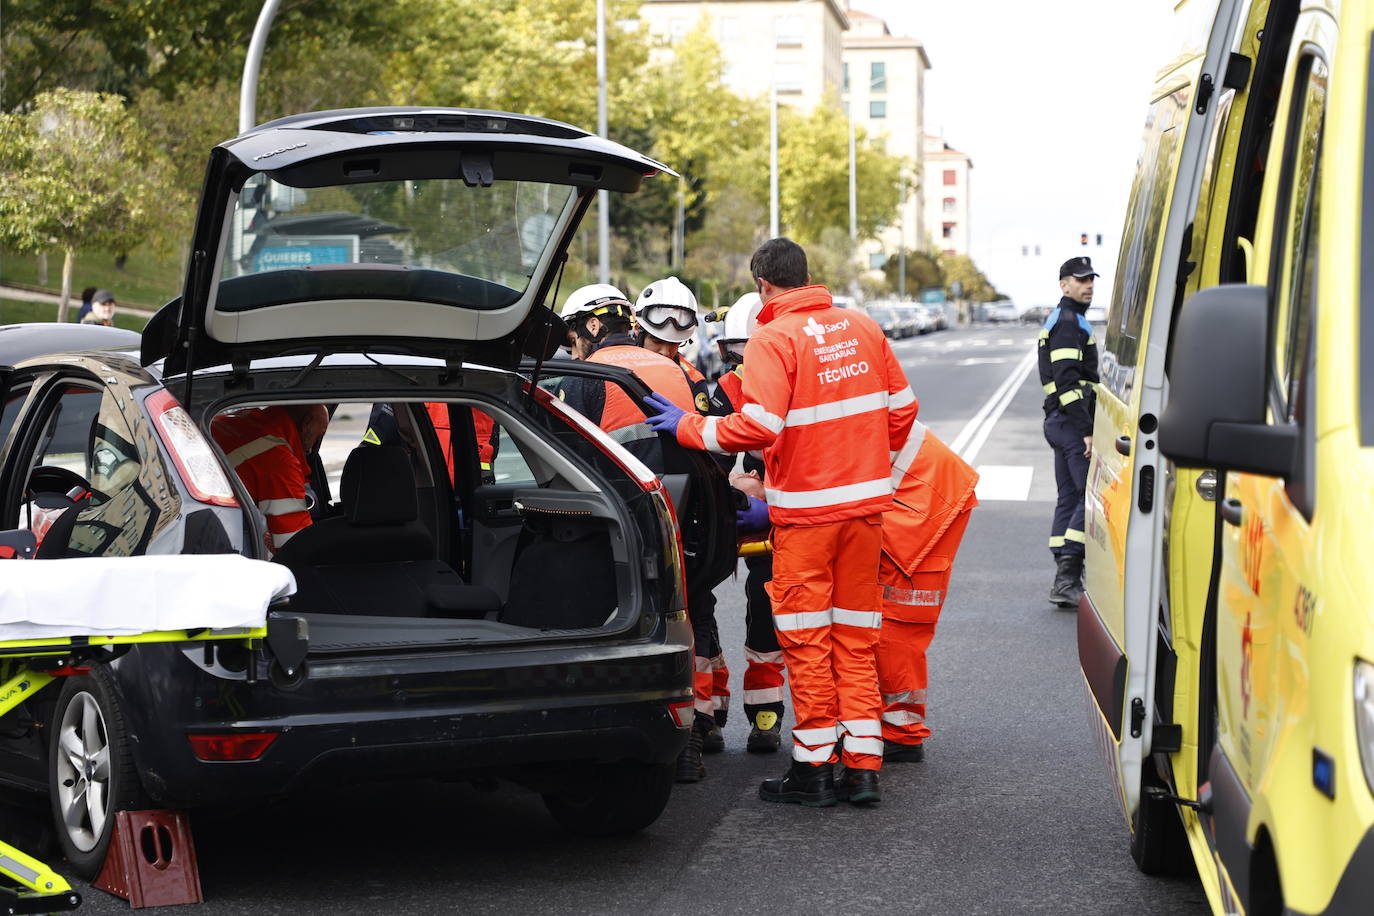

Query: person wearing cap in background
left=1039, top=256, right=1100, bottom=610
left=81, top=289, right=116, bottom=326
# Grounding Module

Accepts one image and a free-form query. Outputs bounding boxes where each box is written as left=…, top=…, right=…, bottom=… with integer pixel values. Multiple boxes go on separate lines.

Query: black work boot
left=702, top=713, right=725, bottom=754
left=675, top=716, right=707, bottom=783
left=759, top=761, right=837, bottom=807
left=746, top=705, right=784, bottom=754
left=882, top=739, right=925, bottom=762
left=836, top=767, right=882, bottom=805
left=1049, top=554, right=1084, bottom=609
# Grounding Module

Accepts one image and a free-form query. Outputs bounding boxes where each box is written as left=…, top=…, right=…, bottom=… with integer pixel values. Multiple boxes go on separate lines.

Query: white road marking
left=997, top=338, right=1016, bottom=346
left=974, top=465, right=1034, bottom=501
left=949, top=347, right=1038, bottom=462
left=955, top=357, right=1012, bottom=367
left=970, top=339, right=990, bottom=347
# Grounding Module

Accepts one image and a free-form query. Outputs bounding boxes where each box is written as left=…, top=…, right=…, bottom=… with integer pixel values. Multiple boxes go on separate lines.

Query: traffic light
left=1096, top=234, right=1103, bottom=246
left=1080, top=232, right=1088, bottom=246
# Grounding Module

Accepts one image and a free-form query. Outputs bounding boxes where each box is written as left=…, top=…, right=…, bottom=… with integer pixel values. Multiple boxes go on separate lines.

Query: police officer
left=1039, top=256, right=1100, bottom=609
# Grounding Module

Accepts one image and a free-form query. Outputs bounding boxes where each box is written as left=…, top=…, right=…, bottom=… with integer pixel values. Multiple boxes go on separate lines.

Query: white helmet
left=562, top=284, right=634, bottom=322
left=635, top=276, right=699, bottom=344
left=717, top=292, right=763, bottom=365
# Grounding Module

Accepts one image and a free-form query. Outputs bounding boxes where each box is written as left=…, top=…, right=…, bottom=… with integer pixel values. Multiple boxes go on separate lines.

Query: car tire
left=1130, top=756, right=1193, bottom=876
left=542, top=760, right=674, bottom=836
left=47, top=669, right=146, bottom=878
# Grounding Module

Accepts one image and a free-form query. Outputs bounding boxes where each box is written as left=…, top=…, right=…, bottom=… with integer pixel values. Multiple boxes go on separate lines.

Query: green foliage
left=0, top=297, right=148, bottom=330
left=0, top=89, right=173, bottom=318
left=775, top=98, right=906, bottom=246
left=883, top=248, right=943, bottom=296
left=939, top=252, right=997, bottom=302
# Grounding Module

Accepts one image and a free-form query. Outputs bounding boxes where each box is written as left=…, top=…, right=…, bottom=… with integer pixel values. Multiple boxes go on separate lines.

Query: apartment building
left=841, top=9, right=930, bottom=266
left=639, top=0, right=850, bottom=111
left=924, top=134, right=972, bottom=257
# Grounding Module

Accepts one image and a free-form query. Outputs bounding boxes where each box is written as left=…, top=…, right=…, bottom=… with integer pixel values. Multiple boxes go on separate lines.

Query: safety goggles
left=716, top=337, right=747, bottom=365
left=638, top=305, right=698, bottom=333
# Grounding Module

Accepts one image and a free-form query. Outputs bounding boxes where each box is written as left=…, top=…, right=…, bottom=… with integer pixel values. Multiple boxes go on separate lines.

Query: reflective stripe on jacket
left=1037, top=297, right=1099, bottom=437
left=676, top=286, right=917, bottom=525
left=211, top=406, right=311, bottom=551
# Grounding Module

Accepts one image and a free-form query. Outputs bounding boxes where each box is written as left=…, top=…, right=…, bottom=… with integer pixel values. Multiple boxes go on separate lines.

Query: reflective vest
left=881, top=420, right=979, bottom=616
left=210, top=406, right=311, bottom=552
left=590, top=343, right=696, bottom=446
left=678, top=356, right=711, bottom=414
left=423, top=404, right=496, bottom=481
left=676, top=286, right=917, bottom=525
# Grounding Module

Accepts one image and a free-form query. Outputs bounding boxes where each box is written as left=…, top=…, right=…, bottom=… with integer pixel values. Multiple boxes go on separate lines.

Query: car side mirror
left=1159, top=284, right=1297, bottom=478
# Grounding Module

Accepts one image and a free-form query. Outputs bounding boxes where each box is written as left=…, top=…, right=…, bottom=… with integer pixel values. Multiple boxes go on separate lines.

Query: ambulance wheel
left=47, top=669, right=146, bottom=878
left=1130, top=757, right=1192, bottom=876
left=542, top=760, right=674, bottom=836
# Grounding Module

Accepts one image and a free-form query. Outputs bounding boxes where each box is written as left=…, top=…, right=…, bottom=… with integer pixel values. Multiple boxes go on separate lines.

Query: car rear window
left=218, top=176, right=576, bottom=311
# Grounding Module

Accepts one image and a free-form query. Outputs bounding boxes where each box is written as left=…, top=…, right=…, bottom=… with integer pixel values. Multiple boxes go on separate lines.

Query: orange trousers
left=767, top=515, right=884, bottom=771
left=876, top=508, right=972, bottom=747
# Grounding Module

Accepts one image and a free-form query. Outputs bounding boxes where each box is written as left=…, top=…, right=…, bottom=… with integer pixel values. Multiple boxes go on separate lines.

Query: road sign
left=252, top=235, right=359, bottom=273
left=920, top=288, right=945, bottom=304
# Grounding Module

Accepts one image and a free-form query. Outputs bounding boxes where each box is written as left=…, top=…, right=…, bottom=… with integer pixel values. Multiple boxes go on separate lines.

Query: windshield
left=218, top=176, right=577, bottom=310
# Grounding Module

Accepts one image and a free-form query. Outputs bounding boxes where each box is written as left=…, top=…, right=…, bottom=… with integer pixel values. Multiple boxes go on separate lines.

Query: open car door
left=1080, top=0, right=1245, bottom=824
left=522, top=359, right=738, bottom=596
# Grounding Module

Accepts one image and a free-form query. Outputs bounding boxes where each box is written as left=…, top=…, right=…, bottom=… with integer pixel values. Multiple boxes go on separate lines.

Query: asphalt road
left=27, top=322, right=1210, bottom=914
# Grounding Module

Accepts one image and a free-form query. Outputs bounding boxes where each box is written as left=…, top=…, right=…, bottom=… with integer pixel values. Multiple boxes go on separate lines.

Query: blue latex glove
left=642, top=392, right=687, bottom=435
left=736, top=495, right=771, bottom=533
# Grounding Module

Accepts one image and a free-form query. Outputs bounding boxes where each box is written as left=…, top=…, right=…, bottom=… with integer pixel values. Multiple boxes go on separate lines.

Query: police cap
left=1059, top=256, right=1099, bottom=279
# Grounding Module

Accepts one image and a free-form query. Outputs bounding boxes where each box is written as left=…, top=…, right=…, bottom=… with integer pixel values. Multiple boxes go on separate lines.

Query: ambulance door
left=1079, top=0, right=1246, bottom=822
left=1209, top=11, right=1330, bottom=892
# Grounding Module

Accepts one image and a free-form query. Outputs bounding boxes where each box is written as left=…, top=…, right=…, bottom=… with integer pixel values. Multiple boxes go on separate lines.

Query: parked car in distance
left=0, top=107, right=739, bottom=876
left=1020, top=305, right=1053, bottom=325
left=920, top=304, right=948, bottom=331
left=1084, top=304, right=1108, bottom=325
left=865, top=305, right=904, bottom=338
left=984, top=301, right=1018, bottom=323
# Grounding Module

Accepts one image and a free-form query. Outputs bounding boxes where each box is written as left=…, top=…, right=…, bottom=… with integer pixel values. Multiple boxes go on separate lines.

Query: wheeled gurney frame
left=0, top=626, right=267, bottom=914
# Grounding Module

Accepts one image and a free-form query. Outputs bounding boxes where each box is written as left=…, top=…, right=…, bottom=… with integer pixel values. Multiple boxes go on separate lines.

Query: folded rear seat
left=273, top=446, right=499, bottom=618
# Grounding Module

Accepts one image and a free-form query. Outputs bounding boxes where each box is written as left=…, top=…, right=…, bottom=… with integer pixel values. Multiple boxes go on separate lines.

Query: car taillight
left=145, top=389, right=238, bottom=507
left=666, top=700, right=694, bottom=729
left=187, top=732, right=278, bottom=761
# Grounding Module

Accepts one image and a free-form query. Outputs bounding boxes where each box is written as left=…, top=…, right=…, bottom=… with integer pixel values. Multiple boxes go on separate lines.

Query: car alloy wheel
left=54, top=690, right=111, bottom=854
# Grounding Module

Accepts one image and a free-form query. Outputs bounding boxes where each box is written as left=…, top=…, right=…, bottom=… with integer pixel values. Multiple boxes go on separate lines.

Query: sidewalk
left=0, top=283, right=158, bottom=319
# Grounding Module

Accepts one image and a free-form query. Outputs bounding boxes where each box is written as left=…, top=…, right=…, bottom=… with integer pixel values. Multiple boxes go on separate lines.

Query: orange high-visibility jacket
left=211, top=406, right=312, bottom=552
left=676, top=286, right=917, bottom=525
left=883, top=420, right=979, bottom=576
left=591, top=344, right=697, bottom=436
left=423, top=404, right=496, bottom=483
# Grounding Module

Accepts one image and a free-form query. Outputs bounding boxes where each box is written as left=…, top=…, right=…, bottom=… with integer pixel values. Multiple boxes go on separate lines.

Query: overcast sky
left=855, top=0, right=1176, bottom=305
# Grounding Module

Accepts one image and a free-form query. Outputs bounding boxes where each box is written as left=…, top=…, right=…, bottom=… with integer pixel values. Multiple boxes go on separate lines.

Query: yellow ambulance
left=1081, top=0, right=1374, bottom=912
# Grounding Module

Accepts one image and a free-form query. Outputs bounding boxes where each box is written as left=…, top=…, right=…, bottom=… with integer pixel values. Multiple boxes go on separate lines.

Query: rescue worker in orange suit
left=644, top=238, right=917, bottom=807
left=878, top=420, right=978, bottom=761
left=212, top=404, right=329, bottom=555
left=634, top=275, right=737, bottom=751
left=707, top=291, right=787, bottom=754
left=364, top=402, right=498, bottom=484
left=559, top=283, right=719, bottom=783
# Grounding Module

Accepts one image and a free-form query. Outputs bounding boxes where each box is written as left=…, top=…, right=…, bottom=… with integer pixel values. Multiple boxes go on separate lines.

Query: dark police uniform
left=1038, top=256, right=1100, bottom=606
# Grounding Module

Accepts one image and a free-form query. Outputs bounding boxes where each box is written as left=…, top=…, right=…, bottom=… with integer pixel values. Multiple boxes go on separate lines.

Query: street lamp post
left=768, top=0, right=816, bottom=240
left=239, top=0, right=282, bottom=133
left=596, top=0, right=610, bottom=284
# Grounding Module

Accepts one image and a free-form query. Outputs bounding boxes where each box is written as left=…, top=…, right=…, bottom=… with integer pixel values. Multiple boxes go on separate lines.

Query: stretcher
left=737, top=538, right=772, bottom=558
left=0, top=556, right=300, bottom=914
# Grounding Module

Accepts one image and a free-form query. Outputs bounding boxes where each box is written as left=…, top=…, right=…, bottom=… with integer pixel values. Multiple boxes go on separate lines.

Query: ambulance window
left=1103, top=83, right=1190, bottom=401
left=1268, top=54, right=1326, bottom=421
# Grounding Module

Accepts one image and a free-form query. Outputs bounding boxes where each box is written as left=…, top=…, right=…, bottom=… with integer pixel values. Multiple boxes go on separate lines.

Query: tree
left=808, top=227, right=860, bottom=293
left=883, top=248, right=943, bottom=297
left=939, top=252, right=997, bottom=302
left=0, top=89, right=170, bottom=319
left=773, top=98, right=906, bottom=246
left=684, top=178, right=765, bottom=306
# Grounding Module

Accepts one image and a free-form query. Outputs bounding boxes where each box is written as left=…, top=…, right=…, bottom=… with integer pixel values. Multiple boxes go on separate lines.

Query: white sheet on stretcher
left=0, top=555, right=297, bottom=642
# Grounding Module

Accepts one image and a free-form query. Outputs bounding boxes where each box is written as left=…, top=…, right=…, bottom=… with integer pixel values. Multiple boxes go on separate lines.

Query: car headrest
left=340, top=446, right=419, bottom=526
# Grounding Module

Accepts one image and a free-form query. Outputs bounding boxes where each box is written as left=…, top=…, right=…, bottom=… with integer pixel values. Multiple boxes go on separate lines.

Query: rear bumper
left=114, top=632, right=693, bottom=808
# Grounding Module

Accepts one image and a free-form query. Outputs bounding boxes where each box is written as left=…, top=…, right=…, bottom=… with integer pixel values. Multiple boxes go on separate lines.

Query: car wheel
left=48, top=669, right=145, bottom=878
left=1130, top=756, right=1193, bottom=876
left=542, top=760, right=674, bottom=836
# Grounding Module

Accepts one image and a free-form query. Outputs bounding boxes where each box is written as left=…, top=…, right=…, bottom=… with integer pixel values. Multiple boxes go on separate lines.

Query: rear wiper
left=360, top=352, right=422, bottom=387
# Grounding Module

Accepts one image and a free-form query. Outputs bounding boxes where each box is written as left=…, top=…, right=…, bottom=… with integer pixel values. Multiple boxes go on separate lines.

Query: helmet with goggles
left=716, top=292, right=763, bottom=365
left=635, top=277, right=699, bottom=344
left=562, top=284, right=634, bottom=323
